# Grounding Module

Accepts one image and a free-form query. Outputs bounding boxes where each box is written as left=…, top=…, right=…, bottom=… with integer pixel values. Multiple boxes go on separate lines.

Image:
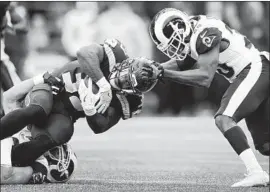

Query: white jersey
left=189, top=16, right=261, bottom=82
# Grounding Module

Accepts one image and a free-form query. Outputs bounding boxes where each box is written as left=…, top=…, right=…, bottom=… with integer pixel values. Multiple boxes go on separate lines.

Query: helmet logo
left=202, top=36, right=216, bottom=48
left=200, top=29, right=216, bottom=48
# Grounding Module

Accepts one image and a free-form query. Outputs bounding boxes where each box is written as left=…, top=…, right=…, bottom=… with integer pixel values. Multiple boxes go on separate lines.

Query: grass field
left=1, top=116, right=269, bottom=192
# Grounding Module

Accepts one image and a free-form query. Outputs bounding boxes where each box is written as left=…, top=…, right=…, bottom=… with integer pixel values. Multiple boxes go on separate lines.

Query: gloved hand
left=43, top=72, right=65, bottom=95
left=78, top=78, right=98, bottom=116
left=28, top=172, right=46, bottom=184
left=135, top=57, right=164, bottom=81
left=33, top=72, right=65, bottom=96
left=95, top=77, right=112, bottom=114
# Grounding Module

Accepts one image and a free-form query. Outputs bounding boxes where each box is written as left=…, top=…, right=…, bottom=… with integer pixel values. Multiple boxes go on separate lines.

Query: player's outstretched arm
left=3, top=72, right=63, bottom=113
left=154, top=44, right=220, bottom=88
left=3, top=78, right=35, bottom=103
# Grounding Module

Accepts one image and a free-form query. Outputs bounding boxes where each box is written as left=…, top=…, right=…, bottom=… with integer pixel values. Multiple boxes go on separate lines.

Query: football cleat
left=231, top=170, right=269, bottom=187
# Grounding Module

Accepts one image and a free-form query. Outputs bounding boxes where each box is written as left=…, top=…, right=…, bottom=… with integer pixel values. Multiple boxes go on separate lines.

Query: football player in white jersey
left=144, top=8, right=269, bottom=187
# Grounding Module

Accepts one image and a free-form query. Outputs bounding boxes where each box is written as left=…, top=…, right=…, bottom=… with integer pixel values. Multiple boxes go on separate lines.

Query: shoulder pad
left=104, top=38, right=128, bottom=62
left=195, top=27, right=222, bottom=54
left=103, top=38, right=129, bottom=72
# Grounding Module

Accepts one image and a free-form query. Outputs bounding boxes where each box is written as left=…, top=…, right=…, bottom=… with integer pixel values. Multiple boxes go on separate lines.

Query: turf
left=1, top=116, right=269, bottom=192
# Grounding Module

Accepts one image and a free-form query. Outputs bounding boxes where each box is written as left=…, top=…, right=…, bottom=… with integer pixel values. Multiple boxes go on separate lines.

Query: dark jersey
left=52, top=39, right=142, bottom=121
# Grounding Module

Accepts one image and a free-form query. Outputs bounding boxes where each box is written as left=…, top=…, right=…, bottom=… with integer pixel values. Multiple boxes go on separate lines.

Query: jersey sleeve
left=195, top=27, right=222, bottom=54
left=100, top=38, right=129, bottom=79
left=102, top=39, right=128, bottom=67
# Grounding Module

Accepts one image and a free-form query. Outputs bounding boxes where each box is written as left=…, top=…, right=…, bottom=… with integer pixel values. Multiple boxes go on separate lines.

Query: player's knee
left=257, top=143, right=270, bottom=156
left=50, top=121, right=74, bottom=145
left=24, top=84, right=53, bottom=116
left=215, top=115, right=237, bottom=133
left=57, top=123, right=74, bottom=145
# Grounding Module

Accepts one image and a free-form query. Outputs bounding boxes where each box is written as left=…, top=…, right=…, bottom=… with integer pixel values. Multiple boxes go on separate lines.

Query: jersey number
left=217, top=63, right=234, bottom=78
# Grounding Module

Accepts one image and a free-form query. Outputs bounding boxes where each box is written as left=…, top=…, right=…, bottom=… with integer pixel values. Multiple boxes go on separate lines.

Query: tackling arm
left=160, top=56, right=197, bottom=71
left=3, top=78, right=36, bottom=102
left=161, top=44, right=220, bottom=88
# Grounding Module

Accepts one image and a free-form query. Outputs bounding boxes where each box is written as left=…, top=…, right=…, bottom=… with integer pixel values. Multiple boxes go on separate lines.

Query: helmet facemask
left=109, top=59, right=139, bottom=95
left=150, top=8, right=192, bottom=61
left=159, top=19, right=191, bottom=61
left=109, top=58, right=157, bottom=95
left=45, top=144, right=71, bottom=173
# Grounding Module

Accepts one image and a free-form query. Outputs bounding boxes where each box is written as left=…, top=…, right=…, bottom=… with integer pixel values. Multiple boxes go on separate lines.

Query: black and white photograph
left=0, top=1, right=269, bottom=191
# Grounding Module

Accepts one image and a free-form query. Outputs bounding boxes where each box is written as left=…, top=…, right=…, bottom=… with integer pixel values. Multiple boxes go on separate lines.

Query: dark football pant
left=12, top=84, right=74, bottom=166
left=29, top=99, right=74, bottom=146
left=215, top=55, right=269, bottom=154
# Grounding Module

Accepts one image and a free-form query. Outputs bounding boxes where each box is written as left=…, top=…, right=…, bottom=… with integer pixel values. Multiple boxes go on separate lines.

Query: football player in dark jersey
left=1, top=39, right=156, bottom=169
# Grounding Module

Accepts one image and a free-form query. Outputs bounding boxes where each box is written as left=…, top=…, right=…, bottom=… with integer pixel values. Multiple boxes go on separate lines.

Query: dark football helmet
left=109, top=58, right=158, bottom=94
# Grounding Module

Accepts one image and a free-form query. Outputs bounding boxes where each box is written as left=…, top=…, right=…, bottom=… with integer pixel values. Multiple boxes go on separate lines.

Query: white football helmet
left=43, top=143, right=77, bottom=183
left=149, top=8, right=192, bottom=60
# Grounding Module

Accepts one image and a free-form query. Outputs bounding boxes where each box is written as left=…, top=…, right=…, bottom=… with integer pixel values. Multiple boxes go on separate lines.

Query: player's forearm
left=163, top=69, right=211, bottom=87
left=160, top=59, right=180, bottom=71
left=3, top=73, right=47, bottom=103
left=77, top=45, right=104, bottom=82
left=3, top=78, right=34, bottom=102
left=86, top=107, right=121, bottom=134
left=0, top=166, right=33, bottom=184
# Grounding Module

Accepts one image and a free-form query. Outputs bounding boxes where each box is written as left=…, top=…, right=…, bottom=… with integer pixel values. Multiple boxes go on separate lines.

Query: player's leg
left=11, top=113, right=74, bottom=167
left=0, top=84, right=53, bottom=140
left=215, top=56, right=269, bottom=187
left=1, top=137, right=33, bottom=184
left=246, top=98, right=269, bottom=156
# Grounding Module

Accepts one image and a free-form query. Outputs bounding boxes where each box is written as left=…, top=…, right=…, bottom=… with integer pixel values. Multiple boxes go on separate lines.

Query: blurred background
left=1, top=1, right=269, bottom=117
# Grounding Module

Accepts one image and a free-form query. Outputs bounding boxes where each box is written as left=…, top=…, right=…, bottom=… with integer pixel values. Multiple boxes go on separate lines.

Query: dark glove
left=140, top=61, right=164, bottom=82
left=28, top=172, right=47, bottom=184
left=43, top=72, right=65, bottom=95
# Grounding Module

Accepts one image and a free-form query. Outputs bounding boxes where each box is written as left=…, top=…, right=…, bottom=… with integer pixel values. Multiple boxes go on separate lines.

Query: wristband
left=96, top=77, right=111, bottom=89
left=32, top=74, right=44, bottom=85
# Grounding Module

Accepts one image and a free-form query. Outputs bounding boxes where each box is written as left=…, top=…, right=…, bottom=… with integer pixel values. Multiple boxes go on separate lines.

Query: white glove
left=96, top=77, right=112, bottom=114
left=78, top=78, right=98, bottom=116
